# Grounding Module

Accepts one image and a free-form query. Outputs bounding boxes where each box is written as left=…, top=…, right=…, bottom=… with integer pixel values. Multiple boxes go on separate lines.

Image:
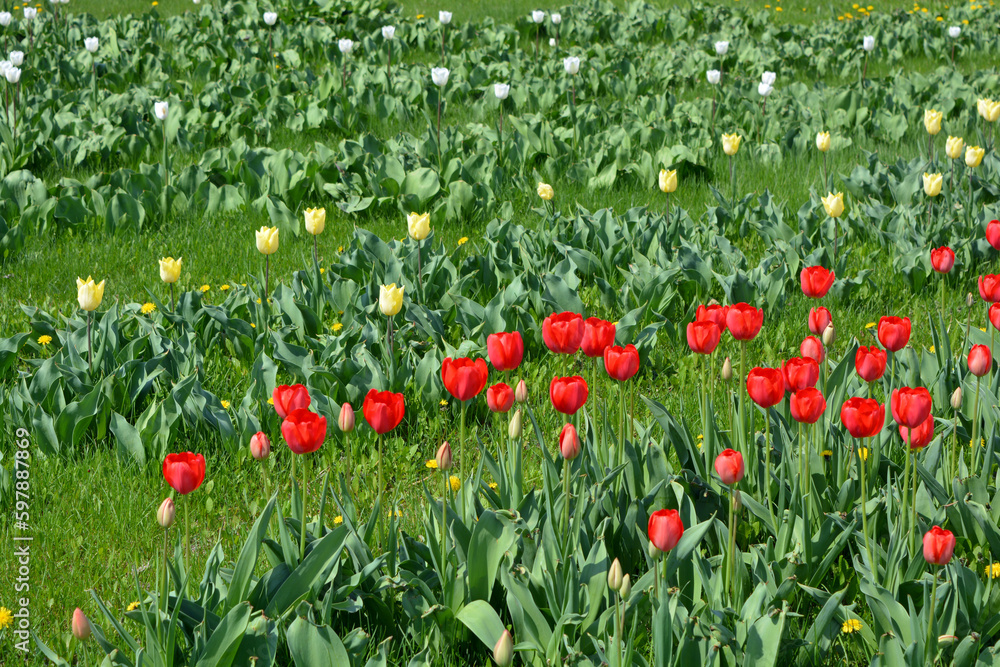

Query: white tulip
left=948, top=25, right=961, bottom=38
left=862, top=35, right=875, bottom=51
left=0, top=61, right=11, bottom=74
left=154, top=101, right=168, bottom=120
left=563, top=56, right=580, bottom=74
left=23, top=7, right=36, bottom=19
left=707, top=69, right=720, bottom=84
left=714, top=40, right=728, bottom=55
left=84, top=37, right=98, bottom=53
left=551, top=12, right=561, bottom=23
left=8, top=51, right=22, bottom=68
left=431, top=67, right=449, bottom=87
left=531, top=10, right=545, bottom=23
left=549, top=37, right=556, bottom=46
left=758, top=82, right=773, bottom=97
left=761, top=71, right=775, bottom=85
left=5, top=66, right=20, bottom=83
left=338, top=38, right=354, bottom=54
left=439, top=10, right=452, bottom=24
left=382, top=25, right=395, bottom=39
left=0, top=12, right=11, bottom=26
left=494, top=83, right=509, bottom=99
left=262, top=11, right=277, bottom=25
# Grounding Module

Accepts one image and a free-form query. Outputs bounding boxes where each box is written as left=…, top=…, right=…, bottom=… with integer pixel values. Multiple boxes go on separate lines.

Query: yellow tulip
left=76, top=276, right=106, bottom=312
left=816, top=131, right=831, bottom=152
left=159, top=257, right=182, bottom=283
left=722, top=133, right=742, bottom=156
left=988, top=101, right=1000, bottom=122
left=304, top=208, right=326, bottom=236
left=821, top=192, right=844, bottom=218
left=537, top=182, right=554, bottom=200
left=255, top=226, right=279, bottom=254
left=923, top=109, right=942, bottom=135
left=946, top=136, right=965, bottom=159
left=966, top=145, right=985, bottom=168
left=379, top=283, right=404, bottom=316
left=658, top=169, right=677, bottom=193
left=923, top=172, right=943, bottom=197
left=407, top=212, right=431, bottom=240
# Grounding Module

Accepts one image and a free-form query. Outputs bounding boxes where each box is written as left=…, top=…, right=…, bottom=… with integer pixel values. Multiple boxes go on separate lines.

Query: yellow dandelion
left=334, top=515, right=344, bottom=525
left=821, top=450, right=833, bottom=459
left=267, top=397, right=274, bottom=405
left=426, top=459, right=438, bottom=469
left=332, top=322, right=343, bottom=332
left=971, top=437, right=986, bottom=448
left=458, top=237, right=469, bottom=246
left=151, top=1, right=158, bottom=5
left=764, top=3, right=770, bottom=7
left=320, top=268, right=325, bottom=274
left=449, top=475, right=461, bottom=491
left=489, top=482, right=499, bottom=490
left=929, top=345, right=936, bottom=353
left=865, top=322, right=876, bottom=329
left=337, top=245, right=344, bottom=253
left=859, top=447, right=869, bottom=462
left=127, top=601, right=140, bottom=612
left=250, top=323, right=256, bottom=328
left=989, top=563, right=1000, bottom=579
left=0, top=606, right=13, bottom=629
left=982, top=327, right=988, bottom=332
left=38, top=335, right=52, bottom=346
left=141, top=302, right=157, bottom=315
left=219, top=284, right=230, bottom=291
left=775, top=6, right=782, bottom=10
left=200, top=284, right=210, bottom=293
left=439, top=399, right=448, bottom=406
left=963, top=18, right=969, bottom=22
left=256, top=298, right=262, bottom=304
left=842, top=619, right=862, bottom=633
left=221, top=400, right=231, bottom=409
left=416, top=13, right=424, bottom=18
left=936, top=15, right=944, bottom=20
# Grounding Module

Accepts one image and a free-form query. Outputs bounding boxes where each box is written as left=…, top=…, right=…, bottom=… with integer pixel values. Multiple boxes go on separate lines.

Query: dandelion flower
left=458, top=237, right=469, bottom=246
left=332, top=322, right=343, bottom=332
left=221, top=400, right=230, bottom=409
left=141, top=302, right=157, bottom=314
left=842, top=619, right=862, bottom=634
left=449, top=475, right=461, bottom=491
left=127, top=601, right=140, bottom=612
left=219, top=285, right=231, bottom=291
left=38, top=335, right=52, bottom=346
left=0, top=607, right=13, bottom=629
left=334, top=515, right=344, bottom=525
left=200, top=285, right=210, bottom=293
left=425, top=459, right=438, bottom=469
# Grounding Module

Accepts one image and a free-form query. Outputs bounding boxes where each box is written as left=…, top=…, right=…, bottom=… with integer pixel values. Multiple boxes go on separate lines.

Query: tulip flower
left=604, top=344, right=639, bottom=381
left=800, top=266, right=835, bottom=298
left=800, top=335, right=824, bottom=364
left=494, top=83, right=509, bottom=100
left=486, top=382, right=514, bottom=413
left=969, top=344, right=991, bottom=377
left=379, top=283, right=404, bottom=318
left=254, top=225, right=279, bottom=297
left=782, top=356, right=819, bottom=392
left=563, top=55, right=580, bottom=74
left=987, top=220, right=1000, bottom=251
left=559, top=422, right=579, bottom=460
left=891, top=387, right=933, bottom=429
left=435, top=441, right=452, bottom=471
left=338, top=402, right=356, bottom=481
left=272, top=384, right=310, bottom=419
left=493, top=630, right=514, bottom=667
left=551, top=12, right=561, bottom=23
left=687, top=321, right=721, bottom=355
left=991, top=303, right=1000, bottom=332
left=262, top=11, right=276, bottom=25
left=791, top=388, right=826, bottom=424
left=157, top=497, right=175, bottom=528
left=509, top=409, right=523, bottom=438
left=536, top=181, right=554, bottom=201
left=923, top=172, right=943, bottom=197
left=946, top=136, right=964, bottom=160
left=707, top=70, right=721, bottom=86
left=862, top=35, right=874, bottom=51
left=72, top=608, right=91, bottom=641
left=249, top=432, right=271, bottom=460
left=442, top=357, right=488, bottom=402
left=154, top=100, right=168, bottom=121
left=923, top=524, right=956, bottom=654
left=438, top=10, right=451, bottom=59
left=648, top=508, right=684, bottom=553
left=855, top=345, right=887, bottom=382
left=515, top=379, right=528, bottom=403
left=924, top=109, right=942, bottom=137
left=158, top=256, right=182, bottom=309
left=281, top=408, right=326, bottom=557
left=487, top=331, right=524, bottom=371
left=931, top=247, right=955, bottom=273
left=948, top=25, right=961, bottom=38
left=550, top=376, right=588, bottom=415
left=76, top=276, right=105, bottom=370
left=878, top=316, right=911, bottom=352
left=899, top=414, right=934, bottom=450
left=816, top=131, right=830, bottom=152
left=840, top=396, right=884, bottom=566
left=808, top=306, right=832, bottom=336
left=362, top=388, right=404, bottom=520
left=726, top=303, right=763, bottom=341
left=543, top=311, right=585, bottom=354
left=163, top=451, right=206, bottom=559
left=696, top=304, right=729, bottom=331
left=0, top=12, right=10, bottom=26
left=581, top=318, right=616, bottom=358
left=746, top=367, right=783, bottom=409
left=966, top=145, right=985, bottom=168
left=84, top=36, right=98, bottom=53
left=714, top=448, right=745, bottom=485
left=979, top=275, right=1000, bottom=302
left=758, top=82, right=772, bottom=98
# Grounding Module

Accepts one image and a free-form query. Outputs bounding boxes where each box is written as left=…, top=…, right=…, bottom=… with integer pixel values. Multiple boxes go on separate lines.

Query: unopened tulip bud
left=338, top=403, right=355, bottom=432
left=515, top=379, right=528, bottom=403
left=72, top=608, right=91, bottom=641
left=249, top=432, right=271, bottom=460
left=157, top=498, right=175, bottom=528
left=436, top=441, right=453, bottom=470
left=951, top=387, right=963, bottom=410
left=620, top=574, right=632, bottom=599
left=648, top=541, right=662, bottom=560
left=608, top=558, right=623, bottom=591
left=509, top=409, right=523, bottom=439
left=559, top=423, right=580, bottom=460
left=822, top=324, right=835, bottom=346
left=967, top=292, right=975, bottom=308
left=722, top=357, right=733, bottom=381
left=493, top=629, right=514, bottom=666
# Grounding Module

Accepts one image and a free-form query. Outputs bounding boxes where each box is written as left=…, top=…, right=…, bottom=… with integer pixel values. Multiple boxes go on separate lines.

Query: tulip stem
left=416, top=239, right=423, bottom=304
left=822, top=152, right=828, bottom=193
left=951, top=411, right=959, bottom=490
left=170, top=283, right=175, bottom=312
left=616, top=592, right=623, bottom=667
left=711, top=88, right=717, bottom=135
left=387, top=41, right=392, bottom=81
left=440, top=469, right=447, bottom=574
left=726, top=488, right=737, bottom=605
left=313, top=236, right=319, bottom=268
left=927, top=566, right=939, bottom=661
left=460, top=401, right=467, bottom=520
left=264, top=255, right=270, bottom=302
left=161, top=526, right=169, bottom=618
left=534, top=25, right=540, bottom=63
left=910, top=447, right=918, bottom=554
left=618, top=380, right=626, bottom=470
left=765, top=408, right=775, bottom=528
left=859, top=439, right=874, bottom=573
left=184, top=498, right=190, bottom=576
left=665, top=191, right=670, bottom=228
left=729, top=154, right=735, bottom=207
left=972, top=376, right=982, bottom=471
left=300, top=455, right=308, bottom=562
left=939, top=277, right=945, bottom=329
left=562, top=456, right=571, bottom=536
left=345, top=432, right=352, bottom=491
left=86, top=311, right=93, bottom=373
left=861, top=53, right=868, bottom=87
left=902, top=430, right=912, bottom=552
left=440, top=24, right=445, bottom=61
left=436, top=92, right=442, bottom=168
left=739, top=341, right=747, bottom=455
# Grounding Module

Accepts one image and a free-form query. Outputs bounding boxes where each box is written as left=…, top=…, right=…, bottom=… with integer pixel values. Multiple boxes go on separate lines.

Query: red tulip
left=363, top=389, right=405, bottom=434
left=72, top=608, right=91, bottom=641
left=687, top=321, right=721, bottom=355
left=696, top=304, right=729, bottom=333
left=790, top=388, right=827, bottom=424
left=801, top=335, right=824, bottom=363
left=899, top=414, right=934, bottom=450
left=542, top=312, right=585, bottom=354
left=281, top=409, right=327, bottom=455
left=782, top=356, right=819, bottom=392
left=979, top=275, right=1000, bottom=302
left=559, top=423, right=580, bottom=460
left=746, top=368, right=784, bottom=409
left=969, top=344, right=992, bottom=377
left=877, top=316, right=911, bottom=352
left=604, top=344, right=640, bottom=381
left=808, top=307, right=832, bottom=336
left=487, top=331, right=523, bottom=371
left=855, top=345, right=887, bottom=382
left=891, top=387, right=933, bottom=429
left=272, top=384, right=310, bottom=419
left=840, top=397, right=885, bottom=438
left=250, top=432, right=271, bottom=460
left=990, top=303, right=1000, bottom=331
left=162, top=452, right=206, bottom=495
left=726, top=303, right=764, bottom=341
left=714, top=448, right=745, bottom=485
left=800, top=266, right=835, bottom=298
left=922, top=526, right=956, bottom=566
left=647, top=508, right=684, bottom=552
left=486, top=382, right=514, bottom=413
left=930, top=247, right=955, bottom=273
left=581, top=318, right=616, bottom=358
left=988, top=219, right=1000, bottom=251
left=550, top=376, right=589, bottom=415
left=441, top=357, right=489, bottom=402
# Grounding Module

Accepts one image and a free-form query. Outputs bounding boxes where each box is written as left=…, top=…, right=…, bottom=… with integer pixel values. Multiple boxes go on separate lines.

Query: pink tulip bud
left=157, top=498, right=175, bottom=528
left=249, top=431, right=271, bottom=460
left=559, top=423, right=580, bottom=460
left=72, top=608, right=91, bottom=641
left=493, top=629, right=514, bottom=666
left=436, top=441, right=453, bottom=470
left=515, top=379, right=528, bottom=403
left=338, top=403, right=356, bottom=432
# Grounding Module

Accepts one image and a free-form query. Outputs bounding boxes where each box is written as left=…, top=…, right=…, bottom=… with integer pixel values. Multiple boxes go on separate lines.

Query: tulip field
left=6, top=0, right=1000, bottom=664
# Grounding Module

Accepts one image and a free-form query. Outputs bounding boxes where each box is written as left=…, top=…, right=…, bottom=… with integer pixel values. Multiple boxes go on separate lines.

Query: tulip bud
left=559, top=423, right=580, bottom=460
left=706, top=69, right=720, bottom=85
left=722, top=356, right=733, bottom=381
left=531, top=9, right=545, bottom=23
left=338, top=403, right=355, bottom=432
left=438, top=10, right=452, bottom=24
left=951, top=387, right=963, bottom=410
left=493, top=630, right=514, bottom=666
left=431, top=67, right=450, bottom=87
left=509, top=410, right=523, bottom=439
left=549, top=37, right=556, bottom=47
left=862, top=35, right=875, bottom=52
left=608, top=558, right=623, bottom=591
left=550, top=12, right=561, bottom=23
left=620, top=574, right=632, bottom=599
left=648, top=541, right=662, bottom=560
left=72, top=608, right=91, bottom=641
left=262, top=11, right=277, bottom=25
left=967, top=292, right=975, bottom=308
left=563, top=56, right=580, bottom=75
left=9, top=50, right=23, bottom=67
left=515, top=379, right=528, bottom=403
left=382, top=25, right=395, bottom=40
left=436, top=442, right=453, bottom=470
left=822, top=323, right=835, bottom=347
left=154, top=100, right=168, bottom=121
left=249, top=432, right=271, bottom=460
left=157, top=497, right=175, bottom=528
left=948, top=25, right=961, bottom=38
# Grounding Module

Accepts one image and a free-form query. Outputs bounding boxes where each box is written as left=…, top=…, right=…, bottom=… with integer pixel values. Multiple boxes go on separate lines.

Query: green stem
left=973, top=375, right=982, bottom=471
left=740, top=341, right=747, bottom=458
left=87, top=311, right=93, bottom=373
left=727, top=490, right=737, bottom=605
left=460, top=401, right=467, bottom=519
left=765, top=409, right=775, bottom=528
left=951, top=413, right=959, bottom=491
left=860, top=438, right=874, bottom=573
left=563, top=456, right=571, bottom=535
left=161, top=527, right=169, bottom=618
left=184, top=498, right=190, bottom=578
left=927, top=566, right=939, bottom=661
left=300, top=455, right=308, bottom=561
left=903, top=431, right=912, bottom=553
left=440, top=470, right=447, bottom=572
left=910, top=448, right=918, bottom=555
